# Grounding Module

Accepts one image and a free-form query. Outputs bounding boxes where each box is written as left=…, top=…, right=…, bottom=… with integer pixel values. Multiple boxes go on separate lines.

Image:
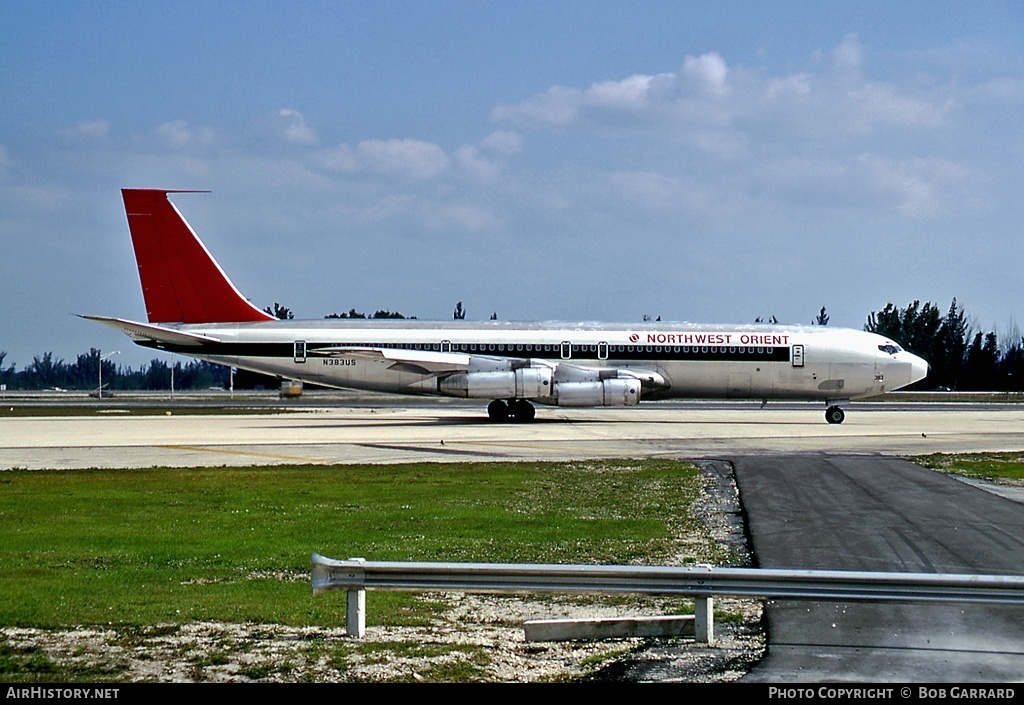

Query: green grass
left=0, top=641, right=127, bottom=681
left=910, top=451, right=1024, bottom=482
left=0, top=459, right=721, bottom=631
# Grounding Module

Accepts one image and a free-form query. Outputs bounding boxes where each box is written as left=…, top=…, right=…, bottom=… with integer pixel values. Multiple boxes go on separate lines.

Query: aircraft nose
left=910, top=354, right=929, bottom=385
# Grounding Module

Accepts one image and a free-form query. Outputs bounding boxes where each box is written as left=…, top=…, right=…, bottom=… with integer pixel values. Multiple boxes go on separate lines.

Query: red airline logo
left=628, top=332, right=790, bottom=346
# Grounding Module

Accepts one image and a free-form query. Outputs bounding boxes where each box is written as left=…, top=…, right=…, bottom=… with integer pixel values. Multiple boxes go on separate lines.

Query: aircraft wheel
left=487, top=399, right=509, bottom=422
left=825, top=406, right=846, bottom=425
left=509, top=399, right=536, bottom=423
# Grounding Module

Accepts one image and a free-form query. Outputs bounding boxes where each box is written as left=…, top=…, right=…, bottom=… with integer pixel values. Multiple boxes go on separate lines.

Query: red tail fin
left=122, top=189, right=274, bottom=324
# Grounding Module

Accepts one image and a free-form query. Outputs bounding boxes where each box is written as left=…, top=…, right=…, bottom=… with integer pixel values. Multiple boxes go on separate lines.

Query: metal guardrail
left=311, top=554, right=1024, bottom=640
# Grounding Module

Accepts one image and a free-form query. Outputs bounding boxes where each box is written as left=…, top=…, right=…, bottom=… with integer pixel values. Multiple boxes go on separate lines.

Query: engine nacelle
left=552, top=378, right=641, bottom=407
left=438, top=368, right=553, bottom=399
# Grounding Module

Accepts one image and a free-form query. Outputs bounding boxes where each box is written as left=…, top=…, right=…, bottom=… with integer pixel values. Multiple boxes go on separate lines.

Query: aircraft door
left=728, top=373, right=751, bottom=398
left=294, top=340, right=306, bottom=364
left=792, top=344, right=804, bottom=367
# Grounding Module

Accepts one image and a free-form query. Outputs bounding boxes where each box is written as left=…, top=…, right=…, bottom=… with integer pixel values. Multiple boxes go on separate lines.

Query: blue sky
left=2, top=1, right=1023, bottom=369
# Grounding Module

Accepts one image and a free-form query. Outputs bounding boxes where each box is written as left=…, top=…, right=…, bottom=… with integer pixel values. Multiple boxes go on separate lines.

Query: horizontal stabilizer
left=78, top=315, right=220, bottom=346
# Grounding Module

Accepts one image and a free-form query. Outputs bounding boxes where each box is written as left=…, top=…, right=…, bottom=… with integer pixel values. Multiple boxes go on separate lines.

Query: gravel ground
left=1, top=597, right=763, bottom=683
left=2, top=460, right=765, bottom=683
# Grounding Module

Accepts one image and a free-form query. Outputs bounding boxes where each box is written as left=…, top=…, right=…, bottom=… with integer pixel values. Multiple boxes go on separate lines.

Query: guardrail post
left=346, top=557, right=366, bottom=638
left=694, top=596, right=714, bottom=645
left=348, top=586, right=366, bottom=638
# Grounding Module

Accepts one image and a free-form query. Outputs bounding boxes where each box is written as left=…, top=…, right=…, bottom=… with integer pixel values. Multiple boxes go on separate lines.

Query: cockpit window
left=877, top=344, right=901, bottom=355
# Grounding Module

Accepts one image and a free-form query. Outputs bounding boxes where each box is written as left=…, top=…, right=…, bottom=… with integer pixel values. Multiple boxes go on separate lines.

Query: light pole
left=98, top=350, right=120, bottom=399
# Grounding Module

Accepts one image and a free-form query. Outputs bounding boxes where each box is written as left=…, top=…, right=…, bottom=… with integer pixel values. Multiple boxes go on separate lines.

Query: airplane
left=83, top=189, right=929, bottom=424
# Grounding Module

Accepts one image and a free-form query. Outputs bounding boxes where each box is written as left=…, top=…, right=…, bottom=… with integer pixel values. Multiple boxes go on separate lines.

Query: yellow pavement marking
left=444, top=440, right=622, bottom=453
left=159, top=444, right=328, bottom=464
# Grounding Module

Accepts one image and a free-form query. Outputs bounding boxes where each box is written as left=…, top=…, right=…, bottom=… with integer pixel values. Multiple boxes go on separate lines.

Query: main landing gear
left=487, top=399, right=536, bottom=423
left=825, top=405, right=846, bottom=425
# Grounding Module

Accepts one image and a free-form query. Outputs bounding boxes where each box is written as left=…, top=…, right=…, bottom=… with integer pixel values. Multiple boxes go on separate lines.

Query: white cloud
left=492, top=86, right=582, bottom=126
left=493, top=36, right=963, bottom=153
left=478, top=131, right=523, bottom=156
left=353, top=193, right=417, bottom=222
left=153, top=120, right=215, bottom=148
left=276, top=109, right=317, bottom=144
left=493, top=53, right=734, bottom=128
left=426, top=202, right=500, bottom=232
left=857, top=154, right=970, bottom=218
left=972, top=76, right=1024, bottom=103
left=606, top=171, right=686, bottom=210
left=317, top=138, right=450, bottom=180
left=330, top=191, right=498, bottom=233
left=59, top=120, right=111, bottom=141
left=452, top=132, right=523, bottom=182
left=848, top=83, right=948, bottom=129
left=588, top=74, right=657, bottom=109
left=766, top=73, right=811, bottom=99
left=454, top=145, right=500, bottom=181
left=830, top=34, right=865, bottom=72
left=682, top=53, right=729, bottom=96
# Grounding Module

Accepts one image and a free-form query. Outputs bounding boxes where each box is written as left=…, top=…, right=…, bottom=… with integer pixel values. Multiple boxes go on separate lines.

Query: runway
left=2, top=401, right=1023, bottom=470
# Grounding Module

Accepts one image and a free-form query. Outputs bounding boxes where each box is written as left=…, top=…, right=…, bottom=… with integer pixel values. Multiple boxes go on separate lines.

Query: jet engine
left=438, top=368, right=553, bottom=399
left=549, top=378, right=641, bottom=407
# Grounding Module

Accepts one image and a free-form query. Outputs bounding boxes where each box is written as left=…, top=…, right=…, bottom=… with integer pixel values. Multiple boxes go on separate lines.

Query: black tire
left=510, top=399, right=536, bottom=423
left=825, top=406, right=846, bottom=425
left=487, top=399, right=508, bottom=422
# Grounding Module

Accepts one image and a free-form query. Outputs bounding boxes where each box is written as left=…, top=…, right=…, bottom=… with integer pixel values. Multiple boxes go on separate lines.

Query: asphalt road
left=736, top=455, right=1024, bottom=682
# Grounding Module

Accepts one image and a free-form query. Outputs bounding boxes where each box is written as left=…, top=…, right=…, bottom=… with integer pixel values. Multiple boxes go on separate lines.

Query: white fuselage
left=131, top=320, right=928, bottom=405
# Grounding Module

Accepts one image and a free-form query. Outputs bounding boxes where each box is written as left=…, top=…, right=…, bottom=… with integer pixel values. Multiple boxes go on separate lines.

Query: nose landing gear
left=825, top=405, right=846, bottom=425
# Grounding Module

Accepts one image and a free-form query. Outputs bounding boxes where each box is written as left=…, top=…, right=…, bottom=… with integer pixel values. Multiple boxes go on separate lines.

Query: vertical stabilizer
left=121, top=189, right=274, bottom=324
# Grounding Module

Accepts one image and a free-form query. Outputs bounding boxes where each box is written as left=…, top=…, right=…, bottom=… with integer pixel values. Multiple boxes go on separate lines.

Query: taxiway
left=2, top=401, right=1022, bottom=470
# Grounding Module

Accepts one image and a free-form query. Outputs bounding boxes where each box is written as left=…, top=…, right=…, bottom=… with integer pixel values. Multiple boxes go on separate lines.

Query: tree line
left=0, top=349, right=229, bottom=392
left=864, top=299, right=1023, bottom=391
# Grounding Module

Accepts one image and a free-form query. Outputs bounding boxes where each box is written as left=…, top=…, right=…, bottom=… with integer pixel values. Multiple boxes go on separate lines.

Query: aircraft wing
left=312, top=347, right=668, bottom=387
left=552, top=361, right=669, bottom=390
left=78, top=315, right=221, bottom=346
left=309, top=346, right=473, bottom=375
left=610, top=366, right=668, bottom=389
